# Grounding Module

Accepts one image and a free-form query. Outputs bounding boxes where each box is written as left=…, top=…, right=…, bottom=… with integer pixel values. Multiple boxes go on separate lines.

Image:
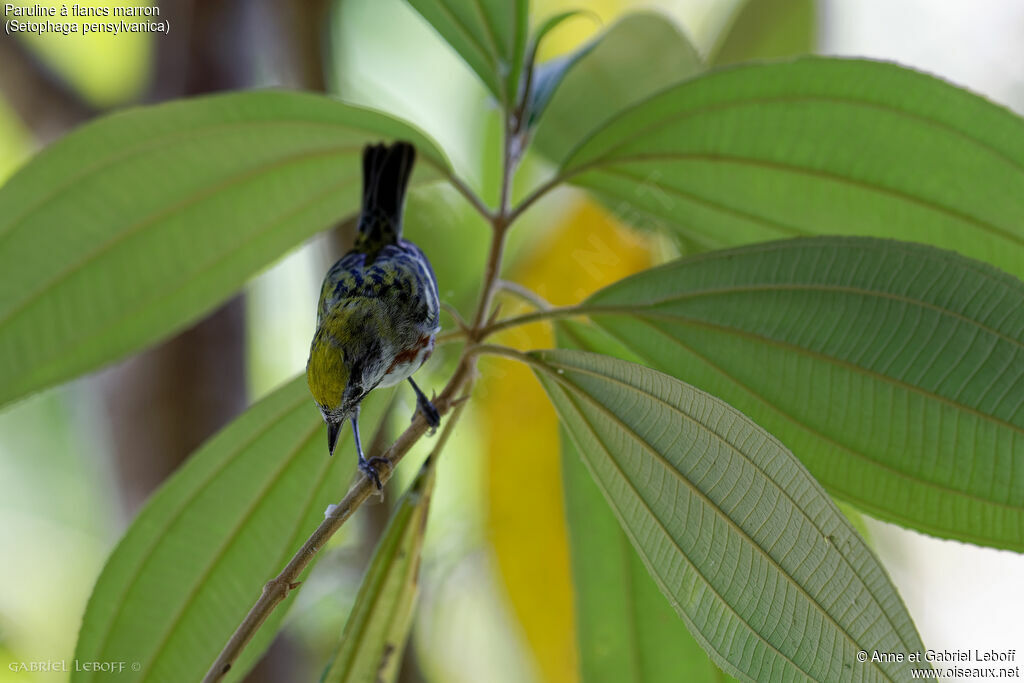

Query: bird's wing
left=317, top=250, right=367, bottom=325
left=317, top=243, right=439, bottom=332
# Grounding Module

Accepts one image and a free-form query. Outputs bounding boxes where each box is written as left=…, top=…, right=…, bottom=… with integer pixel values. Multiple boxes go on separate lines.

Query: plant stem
left=507, top=172, right=565, bottom=224
left=470, top=223, right=508, bottom=333
left=440, top=301, right=471, bottom=333
left=435, top=329, right=468, bottom=346
left=481, top=303, right=595, bottom=338
left=204, top=89, right=524, bottom=683
left=445, top=171, right=494, bottom=221
left=469, top=110, right=517, bottom=334
left=202, top=364, right=472, bottom=683
left=473, top=343, right=539, bottom=366
left=496, top=279, right=552, bottom=310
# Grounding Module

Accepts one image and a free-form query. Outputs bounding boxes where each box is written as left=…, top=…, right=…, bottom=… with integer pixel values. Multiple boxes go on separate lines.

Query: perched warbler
left=307, top=141, right=441, bottom=488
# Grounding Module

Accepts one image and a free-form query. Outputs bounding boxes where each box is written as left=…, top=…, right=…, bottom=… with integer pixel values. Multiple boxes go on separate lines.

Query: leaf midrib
left=133, top=419, right=324, bottom=680
left=591, top=165, right=810, bottom=239
left=562, top=90, right=1024, bottom=181
left=575, top=153, right=1024, bottom=250
left=548, top=378, right=830, bottom=682
left=0, top=115, right=447, bottom=244
left=0, top=144, right=360, bottom=332
left=80, top=381, right=312, bottom=676
left=540, top=356, right=917, bottom=657
left=549, top=379, right=786, bottom=682
left=616, top=317, right=1024, bottom=550
left=597, top=282, right=1024, bottom=355
left=469, top=0, right=502, bottom=64
left=576, top=300, right=1024, bottom=444
left=422, top=0, right=500, bottom=96
left=1, top=177, right=356, bottom=402
left=606, top=315, right=1024, bottom=521
left=620, top=308, right=1024, bottom=439
left=593, top=237, right=1023, bottom=298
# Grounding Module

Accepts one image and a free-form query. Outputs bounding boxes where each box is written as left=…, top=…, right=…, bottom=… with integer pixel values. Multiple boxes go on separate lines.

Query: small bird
left=307, top=141, right=441, bottom=488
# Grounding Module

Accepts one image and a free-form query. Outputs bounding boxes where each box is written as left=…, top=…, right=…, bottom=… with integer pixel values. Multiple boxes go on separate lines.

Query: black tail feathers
left=356, top=141, right=416, bottom=252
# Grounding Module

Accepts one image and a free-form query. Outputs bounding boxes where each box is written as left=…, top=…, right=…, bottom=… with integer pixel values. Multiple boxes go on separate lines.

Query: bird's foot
left=414, top=393, right=441, bottom=433
left=358, top=456, right=390, bottom=490
left=408, top=378, right=441, bottom=433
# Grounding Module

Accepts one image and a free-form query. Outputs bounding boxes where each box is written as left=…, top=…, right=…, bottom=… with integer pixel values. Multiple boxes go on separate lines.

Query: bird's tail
left=355, top=141, right=416, bottom=253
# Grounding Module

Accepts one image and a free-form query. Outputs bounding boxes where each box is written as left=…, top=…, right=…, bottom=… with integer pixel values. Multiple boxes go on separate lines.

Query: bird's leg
left=408, top=377, right=440, bottom=431
left=352, top=409, right=385, bottom=489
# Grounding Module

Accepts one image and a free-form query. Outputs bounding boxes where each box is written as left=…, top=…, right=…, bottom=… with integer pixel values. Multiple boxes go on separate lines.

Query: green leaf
left=558, top=57, right=1024, bottom=278
left=562, top=438, right=732, bottom=683
left=710, top=0, right=817, bottom=66
left=321, top=464, right=436, bottom=683
left=555, top=318, right=643, bottom=366
left=404, top=0, right=528, bottom=106
left=556, top=321, right=735, bottom=683
left=0, top=91, right=449, bottom=408
left=583, top=237, right=1024, bottom=551
left=522, top=11, right=598, bottom=130
left=529, top=349, right=928, bottom=682
left=72, top=377, right=392, bottom=683
left=531, top=11, right=703, bottom=167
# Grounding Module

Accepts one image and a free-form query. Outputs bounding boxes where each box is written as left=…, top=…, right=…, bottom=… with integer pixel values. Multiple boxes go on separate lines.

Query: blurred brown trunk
left=101, top=299, right=247, bottom=512
left=99, top=1, right=286, bottom=681
left=0, top=27, right=97, bottom=143
left=101, top=0, right=251, bottom=513
left=100, top=0, right=257, bottom=507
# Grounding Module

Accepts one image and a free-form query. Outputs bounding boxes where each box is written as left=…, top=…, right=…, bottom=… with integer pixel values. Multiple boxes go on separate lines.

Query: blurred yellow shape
left=482, top=197, right=655, bottom=682
left=6, top=0, right=152, bottom=107
left=531, top=0, right=626, bottom=61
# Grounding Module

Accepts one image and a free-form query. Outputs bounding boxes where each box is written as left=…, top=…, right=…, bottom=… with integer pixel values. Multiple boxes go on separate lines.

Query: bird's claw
left=413, top=393, right=441, bottom=433
left=359, top=456, right=389, bottom=490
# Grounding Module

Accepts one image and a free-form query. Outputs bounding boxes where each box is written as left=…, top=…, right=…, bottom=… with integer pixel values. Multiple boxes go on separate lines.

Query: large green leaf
left=556, top=322, right=734, bottom=683
left=321, top=463, right=435, bottom=683
left=73, top=377, right=392, bottom=683
left=404, top=0, right=528, bottom=106
left=532, top=11, right=702, bottom=167
left=710, top=0, right=817, bottom=66
left=0, top=91, right=449, bottom=408
left=529, top=349, right=927, bottom=682
left=562, top=429, right=735, bottom=683
left=557, top=57, right=1024, bottom=277
left=581, top=237, right=1024, bottom=551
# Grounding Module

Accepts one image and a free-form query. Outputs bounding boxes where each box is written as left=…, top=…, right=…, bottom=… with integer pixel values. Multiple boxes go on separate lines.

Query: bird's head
left=306, top=305, right=383, bottom=455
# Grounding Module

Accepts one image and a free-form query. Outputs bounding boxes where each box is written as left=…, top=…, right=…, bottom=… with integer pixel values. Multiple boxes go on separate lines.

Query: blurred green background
left=2, top=1, right=1023, bottom=681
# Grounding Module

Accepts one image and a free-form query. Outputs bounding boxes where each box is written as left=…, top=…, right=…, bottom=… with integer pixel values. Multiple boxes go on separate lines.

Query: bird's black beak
left=327, top=421, right=341, bottom=457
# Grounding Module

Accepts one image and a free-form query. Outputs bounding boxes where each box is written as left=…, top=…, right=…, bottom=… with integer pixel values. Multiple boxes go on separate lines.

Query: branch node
left=485, top=302, right=503, bottom=329
left=440, top=301, right=470, bottom=333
